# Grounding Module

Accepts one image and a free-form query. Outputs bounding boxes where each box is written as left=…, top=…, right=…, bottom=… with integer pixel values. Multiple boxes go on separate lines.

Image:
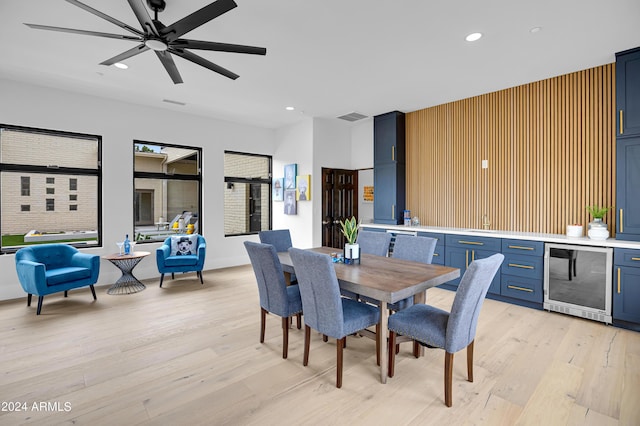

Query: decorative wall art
left=363, top=185, right=374, bottom=202
left=273, top=178, right=284, bottom=201
left=296, top=174, right=310, bottom=201
left=284, top=189, right=297, bottom=215
left=284, top=163, right=297, bottom=190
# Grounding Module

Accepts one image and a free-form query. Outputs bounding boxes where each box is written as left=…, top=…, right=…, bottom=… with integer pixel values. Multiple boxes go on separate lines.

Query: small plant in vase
left=586, top=205, right=611, bottom=240
left=339, top=216, right=360, bottom=264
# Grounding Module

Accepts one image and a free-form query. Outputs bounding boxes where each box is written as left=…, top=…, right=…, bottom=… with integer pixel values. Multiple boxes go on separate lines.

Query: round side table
left=102, top=251, right=150, bottom=295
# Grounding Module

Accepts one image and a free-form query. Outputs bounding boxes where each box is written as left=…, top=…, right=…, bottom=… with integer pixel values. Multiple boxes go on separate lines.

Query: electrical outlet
left=482, top=159, right=488, bottom=169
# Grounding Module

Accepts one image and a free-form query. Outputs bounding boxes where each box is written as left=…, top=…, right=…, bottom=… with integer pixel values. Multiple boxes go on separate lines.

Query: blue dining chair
left=244, top=241, right=303, bottom=359
left=356, top=230, right=392, bottom=257
left=289, top=248, right=381, bottom=388
left=258, top=229, right=293, bottom=252
left=388, top=253, right=504, bottom=407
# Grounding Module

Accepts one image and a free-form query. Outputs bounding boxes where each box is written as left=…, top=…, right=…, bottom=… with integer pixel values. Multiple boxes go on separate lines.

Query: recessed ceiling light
left=285, top=106, right=295, bottom=111
left=114, top=62, right=128, bottom=69
left=465, top=32, right=482, bottom=42
left=530, top=26, right=542, bottom=33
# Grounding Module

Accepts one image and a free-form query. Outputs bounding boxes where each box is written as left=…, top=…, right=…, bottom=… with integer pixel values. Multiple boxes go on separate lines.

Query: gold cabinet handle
left=620, top=209, right=624, bottom=233
left=391, top=145, right=395, bottom=161
left=465, top=249, right=469, bottom=268
left=620, top=110, right=624, bottom=134
left=391, top=205, right=395, bottom=220
left=508, top=285, right=533, bottom=293
left=632, top=257, right=640, bottom=261
left=508, top=245, right=534, bottom=251
left=433, top=253, right=439, bottom=257
left=618, top=268, right=621, bottom=294
left=508, top=263, right=534, bottom=269
left=458, top=240, right=484, bottom=246
left=472, top=250, right=475, bottom=262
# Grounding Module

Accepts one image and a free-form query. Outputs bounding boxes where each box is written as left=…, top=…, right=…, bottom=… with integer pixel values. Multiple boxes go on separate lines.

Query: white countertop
left=360, top=223, right=640, bottom=250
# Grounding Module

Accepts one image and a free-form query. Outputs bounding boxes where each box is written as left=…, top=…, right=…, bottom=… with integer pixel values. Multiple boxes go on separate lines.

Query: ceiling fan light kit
left=24, top=0, right=267, bottom=84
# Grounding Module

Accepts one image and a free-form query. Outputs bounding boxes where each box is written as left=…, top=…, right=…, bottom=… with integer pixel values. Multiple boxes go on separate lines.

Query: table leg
left=283, top=271, right=292, bottom=286
left=107, top=257, right=146, bottom=295
left=412, top=291, right=426, bottom=357
left=379, top=301, right=388, bottom=384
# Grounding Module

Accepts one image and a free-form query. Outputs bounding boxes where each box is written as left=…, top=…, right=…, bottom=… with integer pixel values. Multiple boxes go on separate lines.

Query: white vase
left=344, top=243, right=360, bottom=264
left=587, top=218, right=609, bottom=240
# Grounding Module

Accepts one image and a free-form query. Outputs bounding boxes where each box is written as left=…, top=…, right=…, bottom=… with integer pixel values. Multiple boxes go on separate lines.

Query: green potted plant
left=586, top=205, right=611, bottom=240
left=339, top=216, right=360, bottom=264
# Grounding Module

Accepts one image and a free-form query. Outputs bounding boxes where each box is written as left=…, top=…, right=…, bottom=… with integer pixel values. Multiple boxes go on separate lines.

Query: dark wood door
left=322, top=168, right=358, bottom=249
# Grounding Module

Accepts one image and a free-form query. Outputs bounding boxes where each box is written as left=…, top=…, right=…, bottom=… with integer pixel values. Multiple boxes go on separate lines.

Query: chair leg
left=413, top=340, right=421, bottom=358
left=171, top=273, right=175, bottom=280
left=27, top=294, right=32, bottom=307
left=467, top=340, right=474, bottom=382
left=90, top=285, right=97, bottom=300
left=323, top=334, right=328, bottom=342
left=445, top=352, right=454, bottom=407
left=159, top=274, right=165, bottom=288
left=337, top=337, right=345, bottom=388
left=64, top=290, right=68, bottom=297
left=36, top=296, right=44, bottom=315
left=260, top=308, right=267, bottom=343
left=303, top=325, right=311, bottom=366
left=198, top=271, right=204, bottom=284
left=376, top=323, right=381, bottom=366
left=296, top=313, right=302, bottom=329
left=568, top=259, right=572, bottom=281
left=282, top=317, right=289, bottom=359
left=388, top=331, right=396, bottom=378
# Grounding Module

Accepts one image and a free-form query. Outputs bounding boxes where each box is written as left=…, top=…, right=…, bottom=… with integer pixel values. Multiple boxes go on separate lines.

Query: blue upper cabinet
left=616, top=47, right=640, bottom=137
left=374, top=111, right=405, bottom=225
left=616, top=137, right=640, bottom=241
left=616, top=47, right=640, bottom=242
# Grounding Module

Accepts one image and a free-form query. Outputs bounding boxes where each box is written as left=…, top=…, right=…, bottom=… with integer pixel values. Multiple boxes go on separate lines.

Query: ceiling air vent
left=162, top=99, right=186, bottom=106
left=337, top=112, right=367, bottom=122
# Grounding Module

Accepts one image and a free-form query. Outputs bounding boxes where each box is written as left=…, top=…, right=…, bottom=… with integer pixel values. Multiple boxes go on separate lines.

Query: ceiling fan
left=24, top=0, right=267, bottom=84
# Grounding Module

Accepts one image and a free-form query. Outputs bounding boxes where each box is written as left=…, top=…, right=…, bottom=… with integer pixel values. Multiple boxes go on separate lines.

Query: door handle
left=322, top=220, right=330, bottom=225
left=333, top=220, right=341, bottom=224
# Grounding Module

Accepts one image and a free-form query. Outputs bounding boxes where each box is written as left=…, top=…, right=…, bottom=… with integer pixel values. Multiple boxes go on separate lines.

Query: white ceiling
left=1, top=0, right=639, bottom=129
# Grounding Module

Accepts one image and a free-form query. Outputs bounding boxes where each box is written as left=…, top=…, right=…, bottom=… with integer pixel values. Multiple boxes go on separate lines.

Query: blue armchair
left=15, top=243, right=100, bottom=315
left=156, top=234, right=206, bottom=287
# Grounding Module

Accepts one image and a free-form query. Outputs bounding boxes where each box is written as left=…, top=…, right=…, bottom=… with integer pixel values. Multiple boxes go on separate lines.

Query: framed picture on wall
left=284, top=163, right=297, bottom=190
left=273, top=178, right=284, bottom=201
left=297, top=174, right=310, bottom=201
left=284, top=189, right=297, bottom=215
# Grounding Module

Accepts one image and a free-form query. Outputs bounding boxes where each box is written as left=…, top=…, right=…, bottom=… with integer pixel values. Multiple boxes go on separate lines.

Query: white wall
left=0, top=78, right=276, bottom=301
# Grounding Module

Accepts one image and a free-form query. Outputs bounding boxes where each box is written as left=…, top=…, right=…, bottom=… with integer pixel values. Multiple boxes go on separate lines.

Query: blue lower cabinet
left=444, top=246, right=500, bottom=295
left=613, top=265, right=640, bottom=324
left=501, top=275, right=543, bottom=304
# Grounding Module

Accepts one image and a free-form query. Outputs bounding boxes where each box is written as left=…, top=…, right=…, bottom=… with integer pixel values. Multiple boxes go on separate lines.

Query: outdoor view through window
left=133, top=142, right=201, bottom=243
left=0, top=125, right=101, bottom=252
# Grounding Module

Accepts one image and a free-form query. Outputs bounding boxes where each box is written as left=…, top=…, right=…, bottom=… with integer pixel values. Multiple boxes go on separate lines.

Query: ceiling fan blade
left=65, top=0, right=143, bottom=36
left=155, top=51, right=184, bottom=84
left=24, top=23, right=141, bottom=41
left=170, top=48, right=239, bottom=80
left=171, top=39, right=266, bottom=55
left=100, top=44, right=149, bottom=65
left=162, top=0, right=237, bottom=42
left=127, top=0, right=160, bottom=36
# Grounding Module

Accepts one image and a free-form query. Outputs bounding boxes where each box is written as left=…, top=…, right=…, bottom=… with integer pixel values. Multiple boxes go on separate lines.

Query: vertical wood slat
left=406, top=64, right=616, bottom=235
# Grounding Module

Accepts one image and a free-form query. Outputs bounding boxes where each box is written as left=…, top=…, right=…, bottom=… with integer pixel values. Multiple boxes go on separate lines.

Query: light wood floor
left=1, top=265, right=639, bottom=426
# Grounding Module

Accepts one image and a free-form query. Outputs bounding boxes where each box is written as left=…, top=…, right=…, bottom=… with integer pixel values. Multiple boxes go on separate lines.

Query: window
left=69, top=194, right=77, bottom=201
left=69, top=205, right=77, bottom=211
left=69, top=178, right=77, bottom=190
left=133, top=141, right=201, bottom=243
left=0, top=124, right=102, bottom=252
left=224, top=151, right=272, bottom=236
left=20, top=176, right=29, bottom=196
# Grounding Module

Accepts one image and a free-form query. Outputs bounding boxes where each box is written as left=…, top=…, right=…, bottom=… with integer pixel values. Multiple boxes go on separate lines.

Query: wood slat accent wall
left=406, top=64, right=616, bottom=235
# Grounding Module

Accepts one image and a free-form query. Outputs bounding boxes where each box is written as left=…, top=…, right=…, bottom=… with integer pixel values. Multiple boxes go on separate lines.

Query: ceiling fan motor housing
left=146, top=0, right=166, bottom=13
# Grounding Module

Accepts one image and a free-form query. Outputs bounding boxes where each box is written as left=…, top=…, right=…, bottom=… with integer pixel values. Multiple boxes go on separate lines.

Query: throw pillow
left=170, top=234, right=198, bottom=256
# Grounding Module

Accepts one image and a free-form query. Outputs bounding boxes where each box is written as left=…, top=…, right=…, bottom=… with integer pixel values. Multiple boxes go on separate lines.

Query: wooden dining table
left=277, top=246, right=460, bottom=384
